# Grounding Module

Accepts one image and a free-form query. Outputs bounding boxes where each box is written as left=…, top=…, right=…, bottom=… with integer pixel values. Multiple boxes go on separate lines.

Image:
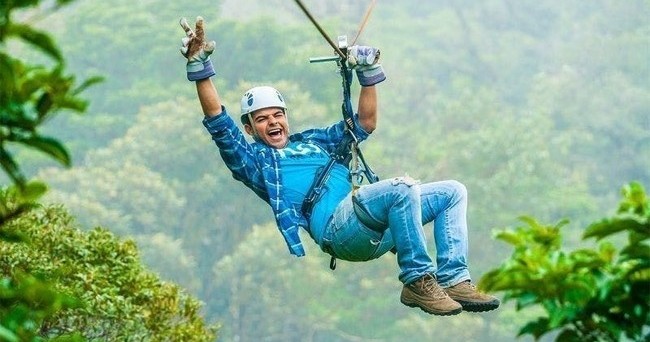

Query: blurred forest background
left=6, top=0, right=649, bottom=340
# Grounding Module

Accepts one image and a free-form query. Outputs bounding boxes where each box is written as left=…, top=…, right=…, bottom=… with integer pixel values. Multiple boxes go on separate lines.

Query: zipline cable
left=294, top=0, right=383, bottom=270
left=293, top=0, right=345, bottom=59
left=351, top=0, right=377, bottom=46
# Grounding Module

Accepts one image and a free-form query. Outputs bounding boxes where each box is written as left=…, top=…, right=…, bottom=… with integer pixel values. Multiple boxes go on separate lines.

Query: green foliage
left=1, top=3, right=103, bottom=187
left=0, top=272, right=82, bottom=342
left=0, top=181, right=46, bottom=229
left=0, top=188, right=82, bottom=342
left=0, top=204, right=218, bottom=341
left=480, top=182, right=650, bottom=341
left=2, top=1, right=102, bottom=340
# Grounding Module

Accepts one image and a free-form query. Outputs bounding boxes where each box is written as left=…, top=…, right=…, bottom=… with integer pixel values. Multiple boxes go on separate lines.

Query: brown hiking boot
left=444, top=280, right=500, bottom=312
left=400, top=274, right=462, bottom=316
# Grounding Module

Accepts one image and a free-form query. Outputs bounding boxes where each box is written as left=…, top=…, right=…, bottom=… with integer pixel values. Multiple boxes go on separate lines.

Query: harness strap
left=351, top=194, right=386, bottom=232
left=294, top=0, right=382, bottom=270
left=302, top=157, right=337, bottom=221
left=302, top=131, right=356, bottom=220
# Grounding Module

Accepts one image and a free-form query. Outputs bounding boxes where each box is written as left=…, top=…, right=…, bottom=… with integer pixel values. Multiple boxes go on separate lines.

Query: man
left=180, top=16, right=499, bottom=316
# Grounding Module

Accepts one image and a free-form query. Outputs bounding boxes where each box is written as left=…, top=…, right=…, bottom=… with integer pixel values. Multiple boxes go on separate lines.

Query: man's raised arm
left=179, top=16, right=222, bottom=117
left=349, top=45, right=385, bottom=133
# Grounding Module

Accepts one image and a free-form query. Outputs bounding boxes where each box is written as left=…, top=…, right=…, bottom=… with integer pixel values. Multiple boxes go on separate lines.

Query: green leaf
left=53, top=95, right=88, bottom=113
left=0, top=53, right=16, bottom=96
left=36, top=92, right=54, bottom=118
left=569, top=248, right=606, bottom=269
left=555, top=329, right=582, bottom=342
left=518, top=317, right=550, bottom=339
left=584, top=218, right=648, bottom=241
left=517, top=215, right=541, bottom=228
left=49, top=332, right=85, bottom=342
left=2, top=0, right=40, bottom=11
left=0, top=111, right=35, bottom=130
left=0, top=147, right=26, bottom=186
left=56, top=0, right=77, bottom=6
left=18, top=181, right=48, bottom=202
left=6, top=23, right=62, bottom=61
left=628, top=266, right=650, bottom=282
left=0, top=228, right=29, bottom=243
left=515, top=291, right=539, bottom=309
left=492, top=229, right=523, bottom=246
left=0, top=326, right=19, bottom=342
left=10, top=135, right=71, bottom=167
left=619, top=182, right=649, bottom=216
left=620, top=243, right=650, bottom=261
left=72, top=75, right=105, bottom=96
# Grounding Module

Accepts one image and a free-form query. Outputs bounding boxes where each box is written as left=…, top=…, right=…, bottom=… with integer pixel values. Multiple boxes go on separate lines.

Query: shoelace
left=418, top=275, right=447, bottom=299
left=461, top=281, right=475, bottom=289
left=457, top=280, right=477, bottom=292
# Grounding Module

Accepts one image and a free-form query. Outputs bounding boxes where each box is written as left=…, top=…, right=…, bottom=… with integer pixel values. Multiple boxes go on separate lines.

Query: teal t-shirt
left=278, top=141, right=351, bottom=244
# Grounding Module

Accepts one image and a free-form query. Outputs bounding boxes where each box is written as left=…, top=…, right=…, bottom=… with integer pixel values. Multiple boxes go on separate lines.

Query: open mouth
left=268, top=128, right=283, bottom=138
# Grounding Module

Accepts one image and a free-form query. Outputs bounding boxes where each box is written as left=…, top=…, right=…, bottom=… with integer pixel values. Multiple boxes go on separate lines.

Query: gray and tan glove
left=347, top=45, right=386, bottom=86
left=179, top=16, right=216, bottom=81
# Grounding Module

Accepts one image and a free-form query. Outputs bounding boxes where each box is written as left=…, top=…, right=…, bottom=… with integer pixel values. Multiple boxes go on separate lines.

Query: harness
left=301, top=36, right=379, bottom=221
left=294, top=0, right=385, bottom=270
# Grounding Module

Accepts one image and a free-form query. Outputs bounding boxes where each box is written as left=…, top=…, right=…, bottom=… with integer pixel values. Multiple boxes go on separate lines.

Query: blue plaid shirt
left=202, top=106, right=370, bottom=256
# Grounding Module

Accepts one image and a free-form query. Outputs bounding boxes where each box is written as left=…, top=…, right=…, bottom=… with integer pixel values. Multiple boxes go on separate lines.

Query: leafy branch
left=480, top=181, right=650, bottom=341
left=0, top=1, right=101, bottom=340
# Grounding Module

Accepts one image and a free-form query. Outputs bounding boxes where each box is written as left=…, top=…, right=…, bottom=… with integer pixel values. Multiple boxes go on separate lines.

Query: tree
left=1, top=0, right=101, bottom=340
left=1, top=1, right=217, bottom=340
left=480, top=181, right=650, bottom=341
left=0, top=204, right=218, bottom=340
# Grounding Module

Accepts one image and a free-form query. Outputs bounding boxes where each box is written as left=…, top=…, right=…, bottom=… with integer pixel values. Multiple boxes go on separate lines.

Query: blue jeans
left=320, top=177, right=471, bottom=286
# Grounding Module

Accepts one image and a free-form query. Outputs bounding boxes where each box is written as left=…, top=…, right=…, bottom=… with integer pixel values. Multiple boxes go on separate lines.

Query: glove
left=347, top=45, right=386, bottom=86
left=179, top=16, right=216, bottom=81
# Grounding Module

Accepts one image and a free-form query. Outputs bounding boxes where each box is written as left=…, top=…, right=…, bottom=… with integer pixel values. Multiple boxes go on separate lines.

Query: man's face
left=245, top=107, right=289, bottom=149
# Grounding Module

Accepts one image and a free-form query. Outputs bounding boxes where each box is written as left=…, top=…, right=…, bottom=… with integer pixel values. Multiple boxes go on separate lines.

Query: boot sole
left=401, top=299, right=463, bottom=316
left=455, top=299, right=500, bottom=312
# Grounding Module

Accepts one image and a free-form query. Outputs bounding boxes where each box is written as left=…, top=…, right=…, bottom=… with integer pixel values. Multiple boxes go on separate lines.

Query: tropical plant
left=0, top=204, right=218, bottom=340
left=480, top=181, right=650, bottom=341
left=1, top=0, right=102, bottom=187
left=1, top=0, right=101, bottom=340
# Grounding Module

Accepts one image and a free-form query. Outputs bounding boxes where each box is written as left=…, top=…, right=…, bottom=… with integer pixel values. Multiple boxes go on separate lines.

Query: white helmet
left=240, top=86, right=287, bottom=124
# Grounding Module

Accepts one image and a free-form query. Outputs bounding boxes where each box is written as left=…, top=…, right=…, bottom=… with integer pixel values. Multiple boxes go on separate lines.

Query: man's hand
left=179, top=16, right=216, bottom=81
left=347, top=45, right=386, bottom=87
left=348, top=45, right=380, bottom=66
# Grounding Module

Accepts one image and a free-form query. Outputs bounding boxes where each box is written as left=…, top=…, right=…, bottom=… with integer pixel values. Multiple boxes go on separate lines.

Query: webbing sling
left=301, top=48, right=381, bottom=270
left=301, top=50, right=378, bottom=221
left=294, top=0, right=382, bottom=270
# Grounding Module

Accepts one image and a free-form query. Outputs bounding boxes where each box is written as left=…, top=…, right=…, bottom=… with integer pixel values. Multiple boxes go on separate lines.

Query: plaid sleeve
left=202, top=107, right=266, bottom=198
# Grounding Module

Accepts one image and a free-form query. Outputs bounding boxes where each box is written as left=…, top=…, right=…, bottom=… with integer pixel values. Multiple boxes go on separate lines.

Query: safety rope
left=296, top=0, right=379, bottom=218
left=294, top=0, right=382, bottom=270
left=351, top=0, right=377, bottom=46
